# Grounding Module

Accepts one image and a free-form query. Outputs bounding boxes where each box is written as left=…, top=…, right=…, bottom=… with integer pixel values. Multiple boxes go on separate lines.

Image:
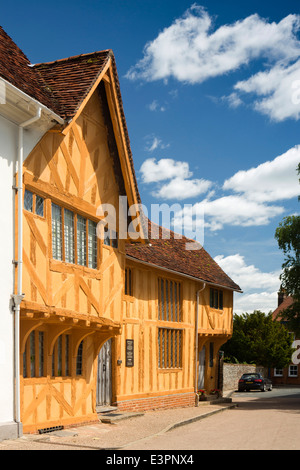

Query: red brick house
left=271, top=293, right=300, bottom=385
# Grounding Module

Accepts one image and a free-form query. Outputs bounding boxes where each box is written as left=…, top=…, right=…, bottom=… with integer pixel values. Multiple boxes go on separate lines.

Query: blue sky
left=2, top=0, right=300, bottom=314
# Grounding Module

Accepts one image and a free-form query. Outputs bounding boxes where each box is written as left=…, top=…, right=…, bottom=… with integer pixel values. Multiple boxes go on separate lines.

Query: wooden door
left=97, top=339, right=112, bottom=406
left=198, top=346, right=206, bottom=390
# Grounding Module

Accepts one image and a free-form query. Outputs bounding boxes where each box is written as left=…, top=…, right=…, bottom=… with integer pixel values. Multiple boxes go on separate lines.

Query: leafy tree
left=274, top=163, right=300, bottom=334
left=223, top=311, right=293, bottom=368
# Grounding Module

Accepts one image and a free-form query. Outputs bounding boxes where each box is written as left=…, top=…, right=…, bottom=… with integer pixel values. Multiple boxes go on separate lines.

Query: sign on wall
left=126, top=339, right=134, bottom=367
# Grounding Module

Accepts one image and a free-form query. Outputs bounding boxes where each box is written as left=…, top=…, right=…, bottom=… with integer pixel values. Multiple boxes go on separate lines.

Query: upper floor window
left=210, top=288, right=223, bottom=310
left=158, top=278, right=182, bottom=322
left=52, top=203, right=98, bottom=269
left=24, top=189, right=44, bottom=217
left=125, top=268, right=133, bottom=296
left=103, top=227, right=118, bottom=249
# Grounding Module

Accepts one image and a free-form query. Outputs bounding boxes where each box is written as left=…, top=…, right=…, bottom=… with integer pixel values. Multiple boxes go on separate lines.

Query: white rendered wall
left=0, top=115, right=17, bottom=424
left=0, top=114, right=44, bottom=428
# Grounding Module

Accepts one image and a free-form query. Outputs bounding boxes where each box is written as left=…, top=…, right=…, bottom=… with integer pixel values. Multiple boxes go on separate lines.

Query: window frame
left=51, top=202, right=99, bottom=270
left=158, top=327, right=183, bottom=370
left=288, top=365, right=298, bottom=377
left=24, top=189, right=45, bottom=218
left=125, top=267, right=133, bottom=297
left=158, top=277, right=182, bottom=322
left=209, top=288, right=224, bottom=311
left=51, top=334, right=71, bottom=378
left=23, top=329, right=46, bottom=379
left=274, top=367, right=283, bottom=377
left=103, top=227, right=118, bottom=249
left=76, top=340, right=84, bottom=376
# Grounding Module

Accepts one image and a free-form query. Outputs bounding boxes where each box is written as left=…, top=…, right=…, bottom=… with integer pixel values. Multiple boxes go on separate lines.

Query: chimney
left=278, top=288, right=286, bottom=307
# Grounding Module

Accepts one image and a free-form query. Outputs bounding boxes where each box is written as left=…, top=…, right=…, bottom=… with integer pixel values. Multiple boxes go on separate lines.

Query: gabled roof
left=126, top=221, right=242, bottom=292
left=0, top=26, right=141, bottom=204
left=272, top=296, right=294, bottom=320
left=0, top=26, right=57, bottom=111
left=33, top=51, right=112, bottom=120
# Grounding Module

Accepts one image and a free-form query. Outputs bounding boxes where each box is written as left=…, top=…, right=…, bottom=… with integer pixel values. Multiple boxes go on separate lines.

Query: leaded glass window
left=52, top=203, right=62, bottom=261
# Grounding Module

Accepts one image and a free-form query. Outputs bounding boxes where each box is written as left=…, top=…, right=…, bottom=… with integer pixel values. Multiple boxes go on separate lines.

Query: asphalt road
left=124, top=387, right=300, bottom=451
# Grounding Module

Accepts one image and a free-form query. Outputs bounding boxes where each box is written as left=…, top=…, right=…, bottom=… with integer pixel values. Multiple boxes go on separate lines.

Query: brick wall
left=114, top=392, right=196, bottom=412
left=223, top=363, right=268, bottom=391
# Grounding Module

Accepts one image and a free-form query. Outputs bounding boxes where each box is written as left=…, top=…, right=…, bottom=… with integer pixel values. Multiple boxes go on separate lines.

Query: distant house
left=271, top=292, right=299, bottom=385
left=0, top=26, right=241, bottom=437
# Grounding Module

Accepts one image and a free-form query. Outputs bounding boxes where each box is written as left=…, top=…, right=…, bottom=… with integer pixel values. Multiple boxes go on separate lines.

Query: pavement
left=0, top=391, right=236, bottom=450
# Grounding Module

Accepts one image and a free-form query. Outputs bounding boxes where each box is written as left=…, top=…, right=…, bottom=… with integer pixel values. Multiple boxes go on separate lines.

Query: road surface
left=124, top=387, right=300, bottom=450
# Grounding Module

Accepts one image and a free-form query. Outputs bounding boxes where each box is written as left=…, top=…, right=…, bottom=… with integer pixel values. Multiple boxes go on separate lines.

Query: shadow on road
left=232, top=387, right=300, bottom=414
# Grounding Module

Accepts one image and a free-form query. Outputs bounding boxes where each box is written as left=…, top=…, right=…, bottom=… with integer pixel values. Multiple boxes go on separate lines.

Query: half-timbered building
left=0, top=27, right=241, bottom=435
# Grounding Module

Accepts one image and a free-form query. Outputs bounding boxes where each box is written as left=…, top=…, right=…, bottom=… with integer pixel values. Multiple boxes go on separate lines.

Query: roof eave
left=0, top=76, right=65, bottom=127
left=125, top=254, right=243, bottom=293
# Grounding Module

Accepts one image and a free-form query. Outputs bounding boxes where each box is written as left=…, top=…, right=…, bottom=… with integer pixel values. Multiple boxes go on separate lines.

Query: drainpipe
left=11, top=106, right=42, bottom=435
left=194, top=282, right=206, bottom=398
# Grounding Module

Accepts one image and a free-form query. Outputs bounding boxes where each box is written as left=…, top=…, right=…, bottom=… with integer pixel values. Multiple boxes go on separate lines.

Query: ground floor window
left=52, top=334, right=71, bottom=377
left=23, top=330, right=45, bottom=378
left=274, top=368, right=283, bottom=376
left=76, top=340, right=84, bottom=375
left=23, top=331, right=85, bottom=378
left=158, top=328, right=182, bottom=369
left=288, top=365, right=298, bottom=377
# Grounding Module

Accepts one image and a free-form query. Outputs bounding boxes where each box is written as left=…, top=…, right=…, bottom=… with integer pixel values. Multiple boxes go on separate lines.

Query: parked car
left=238, top=373, right=272, bottom=392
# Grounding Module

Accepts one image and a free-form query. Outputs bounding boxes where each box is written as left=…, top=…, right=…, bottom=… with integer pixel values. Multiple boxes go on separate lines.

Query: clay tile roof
left=0, top=26, right=57, bottom=111
left=126, top=220, right=242, bottom=291
left=33, top=50, right=112, bottom=120
left=0, top=26, right=141, bottom=203
left=272, top=296, right=294, bottom=319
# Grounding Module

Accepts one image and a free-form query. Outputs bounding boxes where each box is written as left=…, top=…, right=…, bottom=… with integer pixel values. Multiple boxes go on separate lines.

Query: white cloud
left=140, top=157, right=192, bottom=183
left=223, top=145, right=300, bottom=203
left=235, top=60, right=300, bottom=121
left=153, top=176, right=212, bottom=200
left=233, top=291, right=278, bottom=315
left=148, top=100, right=166, bottom=112
left=214, top=254, right=281, bottom=292
left=222, top=92, right=243, bottom=109
left=126, top=6, right=300, bottom=84
left=170, top=145, right=299, bottom=230
left=127, top=6, right=300, bottom=121
left=140, top=157, right=212, bottom=200
left=175, top=195, right=284, bottom=231
left=214, top=254, right=280, bottom=314
left=144, top=135, right=170, bottom=152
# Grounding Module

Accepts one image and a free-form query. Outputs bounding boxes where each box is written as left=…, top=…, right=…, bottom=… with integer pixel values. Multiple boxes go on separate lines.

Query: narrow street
left=0, top=387, right=299, bottom=451
left=124, top=387, right=300, bottom=451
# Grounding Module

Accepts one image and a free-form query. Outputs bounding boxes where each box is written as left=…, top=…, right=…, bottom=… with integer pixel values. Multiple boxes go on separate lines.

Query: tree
left=275, top=163, right=300, bottom=334
left=222, top=311, right=293, bottom=368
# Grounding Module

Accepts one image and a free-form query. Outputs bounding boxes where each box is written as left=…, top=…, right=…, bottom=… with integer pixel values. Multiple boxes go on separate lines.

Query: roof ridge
left=33, top=49, right=113, bottom=67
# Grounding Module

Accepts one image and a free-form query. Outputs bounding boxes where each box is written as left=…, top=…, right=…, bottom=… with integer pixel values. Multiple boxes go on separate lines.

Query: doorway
left=198, top=346, right=206, bottom=390
left=97, top=339, right=112, bottom=406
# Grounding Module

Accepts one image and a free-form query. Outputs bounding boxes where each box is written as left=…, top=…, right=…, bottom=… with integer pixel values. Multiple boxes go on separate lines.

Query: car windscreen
left=241, top=374, right=260, bottom=379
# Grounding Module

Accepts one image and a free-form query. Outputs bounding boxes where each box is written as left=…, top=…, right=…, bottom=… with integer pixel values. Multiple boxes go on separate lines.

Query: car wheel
left=261, top=384, right=266, bottom=392
left=268, top=384, right=272, bottom=391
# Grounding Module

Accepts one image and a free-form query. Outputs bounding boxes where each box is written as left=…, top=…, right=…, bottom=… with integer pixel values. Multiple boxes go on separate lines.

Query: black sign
left=126, top=339, right=134, bottom=367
